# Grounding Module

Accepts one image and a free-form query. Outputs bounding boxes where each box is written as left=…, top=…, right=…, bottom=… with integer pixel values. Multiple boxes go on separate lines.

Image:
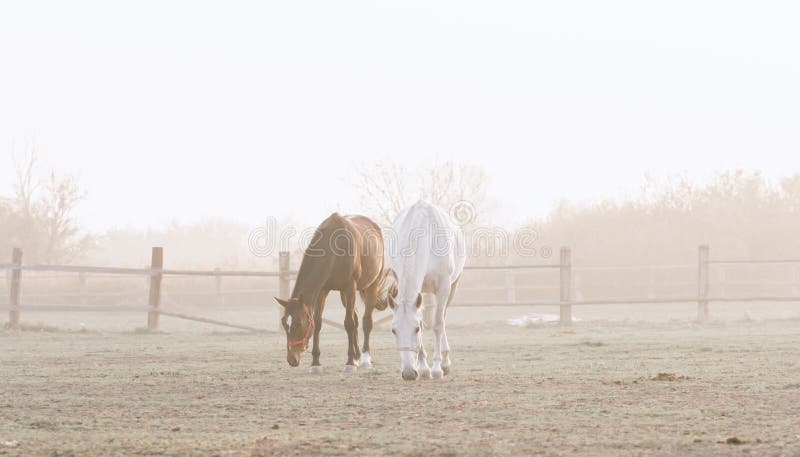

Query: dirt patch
left=722, top=437, right=747, bottom=445
left=651, top=372, right=689, bottom=381
left=579, top=340, right=605, bottom=347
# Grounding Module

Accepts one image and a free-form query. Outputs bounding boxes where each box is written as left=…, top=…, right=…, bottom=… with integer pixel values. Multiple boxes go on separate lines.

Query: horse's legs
left=358, top=286, right=380, bottom=368
left=417, top=344, right=431, bottom=379
left=430, top=281, right=452, bottom=379
left=361, top=302, right=374, bottom=368
left=341, top=284, right=360, bottom=371
left=440, top=277, right=459, bottom=375
left=353, top=307, right=360, bottom=365
left=310, top=290, right=329, bottom=374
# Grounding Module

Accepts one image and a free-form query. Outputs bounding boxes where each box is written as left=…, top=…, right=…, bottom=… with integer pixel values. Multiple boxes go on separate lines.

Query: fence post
left=278, top=251, right=291, bottom=323
left=147, top=247, right=164, bottom=331
left=8, top=248, right=22, bottom=329
left=697, top=245, right=709, bottom=322
left=559, top=247, right=572, bottom=326
left=278, top=251, right=291, bottom=299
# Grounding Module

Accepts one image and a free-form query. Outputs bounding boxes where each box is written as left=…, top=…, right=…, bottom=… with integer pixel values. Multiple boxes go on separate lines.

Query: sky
left=1, top=1, right=799, bottom=232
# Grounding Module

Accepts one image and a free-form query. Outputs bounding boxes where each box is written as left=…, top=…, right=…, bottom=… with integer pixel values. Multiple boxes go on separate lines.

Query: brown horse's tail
left=373, top=269, right=397, bottom=311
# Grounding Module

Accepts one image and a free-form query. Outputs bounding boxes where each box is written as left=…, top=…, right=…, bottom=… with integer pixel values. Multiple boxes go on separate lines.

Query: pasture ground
left=1, top=319, right=800, bottom=456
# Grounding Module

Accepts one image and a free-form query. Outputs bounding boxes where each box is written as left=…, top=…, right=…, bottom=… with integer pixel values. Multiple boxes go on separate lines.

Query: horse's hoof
left=360, top=360, right=373, bottom=369
left=360, top=352, right=373, bottom=369
left=418, top=367, right=432, bottom=379
left=308, top=366, right=323, bottom=374
left=431, top=368, right=444, bottom=379
left=442, top=366, right=450, bottom=376
left=343, top=365, right=357, bottom=374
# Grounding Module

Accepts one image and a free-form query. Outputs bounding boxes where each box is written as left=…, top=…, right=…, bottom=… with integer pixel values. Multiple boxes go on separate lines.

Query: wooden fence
left=2, top=245, right=799, bottom=331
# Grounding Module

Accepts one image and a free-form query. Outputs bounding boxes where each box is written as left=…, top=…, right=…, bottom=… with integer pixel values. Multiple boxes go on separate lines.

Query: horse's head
left=275, top=295, right=314, bottom=367
left=389, top=293, right=423, bottom=380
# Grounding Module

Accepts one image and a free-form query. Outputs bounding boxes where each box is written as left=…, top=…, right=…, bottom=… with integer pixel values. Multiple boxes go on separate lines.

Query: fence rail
left=3, top=245, right=800, bottom=331
left=6, top=265, right=152, bottom=275
left=463, top=264, right=561, bottom=270
left=708, top=259, right=800, bottom=265
left=161, top=269, right=286, bottom=277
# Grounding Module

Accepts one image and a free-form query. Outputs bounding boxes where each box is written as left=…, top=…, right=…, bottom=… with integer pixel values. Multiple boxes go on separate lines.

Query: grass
left=1, top=320, right=800, bottom=456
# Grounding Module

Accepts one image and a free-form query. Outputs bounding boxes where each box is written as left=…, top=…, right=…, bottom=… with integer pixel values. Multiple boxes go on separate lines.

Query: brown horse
left=274, top=213, right=396, bottom=373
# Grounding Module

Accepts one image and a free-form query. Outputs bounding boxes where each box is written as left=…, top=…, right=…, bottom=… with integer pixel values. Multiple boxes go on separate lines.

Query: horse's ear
left=415, top=293, right=422, bottom=308
left=275, top=297, right=290, bottom=307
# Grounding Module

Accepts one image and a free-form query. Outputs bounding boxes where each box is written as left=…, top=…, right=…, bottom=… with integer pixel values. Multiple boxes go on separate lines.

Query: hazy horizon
left=2, top=1, right=799, bottom=232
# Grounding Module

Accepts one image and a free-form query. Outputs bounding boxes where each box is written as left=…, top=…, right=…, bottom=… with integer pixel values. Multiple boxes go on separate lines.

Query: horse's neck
left=291, top=254, right=331, bottom=304
left=391, top=205, right=433, bottom=297
left=395, top=249, right=428, bottom=300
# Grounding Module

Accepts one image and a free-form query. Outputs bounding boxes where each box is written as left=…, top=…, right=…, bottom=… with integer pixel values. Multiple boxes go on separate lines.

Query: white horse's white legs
left=430, top=283, right=450, bottom=379
left=441, top=332, right=451, bottom=375
left=417, top=345, right=431, bottom=379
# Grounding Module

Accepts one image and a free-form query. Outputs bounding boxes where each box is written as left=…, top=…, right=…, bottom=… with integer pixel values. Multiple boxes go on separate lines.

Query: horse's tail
left=373, top=268, right=397, bottom=311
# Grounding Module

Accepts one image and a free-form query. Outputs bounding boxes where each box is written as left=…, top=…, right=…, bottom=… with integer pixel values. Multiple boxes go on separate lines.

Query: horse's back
left=343, top=214, right=385, bottom=289
left=298, top=213, right=382, bottom=291
left=391, top=201, right=465, bottom=285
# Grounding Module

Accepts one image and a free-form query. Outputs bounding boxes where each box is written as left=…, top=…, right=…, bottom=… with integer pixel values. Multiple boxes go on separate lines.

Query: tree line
left=3, top=150, right=800, bottom=269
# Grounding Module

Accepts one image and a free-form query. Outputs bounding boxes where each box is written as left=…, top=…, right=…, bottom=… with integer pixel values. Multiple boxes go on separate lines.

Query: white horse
left=387, top=201, right=466, bottom=381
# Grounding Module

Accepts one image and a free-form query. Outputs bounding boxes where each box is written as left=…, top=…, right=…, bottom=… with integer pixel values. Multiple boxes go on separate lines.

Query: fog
left=2, top=0, right=800, bottom=321
left=4, top=3, right=800, bottom=456
left=2, top=1, right=799, bottom=234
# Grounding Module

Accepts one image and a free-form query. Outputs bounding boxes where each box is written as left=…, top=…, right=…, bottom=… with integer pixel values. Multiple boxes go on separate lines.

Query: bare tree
left=3, top=140, right=93, bottom=264
left=419, top=161, right=490, bottom=226
left=12, top=139, right=39, bottom=218
left=40, top=172, right=93, bottom=263
left=354, top=159, right=492, bottom=229
left=354, top=160, right=410, bottom=226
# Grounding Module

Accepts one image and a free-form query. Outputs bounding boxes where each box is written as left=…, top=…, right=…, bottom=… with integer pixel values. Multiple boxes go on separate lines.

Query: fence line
left=463, top=264, right=561, bottom=271
left=709, top=259, right=800, bottom=265
left=453, top=296, right=800, bottom=308
left=157, top=309, right=269, bottom=333
left=161, top=269, right=285, bottom=277
left=573, top=264, right=694, bottom=271
left=6, top=265, right=152, bottom=275
left=23, top=291, right=141, bottom=299
left=3, top=245, right=800, bottom=331
left=0, top=304, right=153, bottom=312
